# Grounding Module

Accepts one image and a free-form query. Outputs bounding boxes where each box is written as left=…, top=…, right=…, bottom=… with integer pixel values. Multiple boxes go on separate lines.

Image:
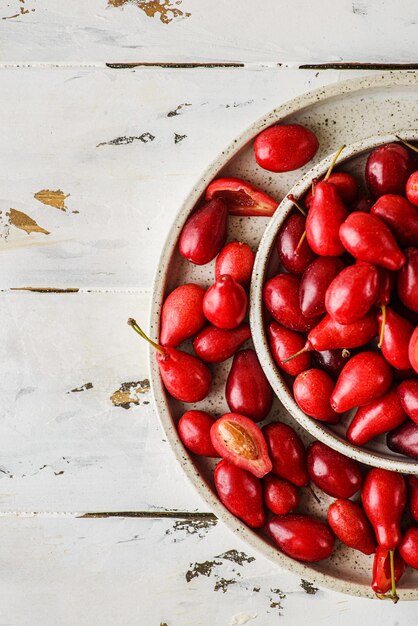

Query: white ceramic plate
left=250, top=131, right=418, bottom=474
left=149, top=73, right=418, bottom=599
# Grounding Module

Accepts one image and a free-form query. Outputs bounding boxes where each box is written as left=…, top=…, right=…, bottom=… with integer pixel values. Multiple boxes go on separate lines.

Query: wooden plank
left=1, top=515, right=416, bottom=625
left=0, top=67, right=366, bottom=289
left=0, top=290, right=209, bottom=512
left=1, top=0, right=418, bottom=65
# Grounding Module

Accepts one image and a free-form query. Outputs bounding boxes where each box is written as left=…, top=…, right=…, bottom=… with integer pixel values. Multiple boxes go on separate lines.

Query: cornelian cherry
left=215, top=241, right=255, bottom=285
left=254, top=124, right=319, bottom=173
left=203, top=274, right=247, bottom=329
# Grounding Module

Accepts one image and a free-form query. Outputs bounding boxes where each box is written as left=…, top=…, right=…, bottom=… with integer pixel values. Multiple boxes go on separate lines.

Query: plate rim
left=148, top=71, right=418, bottom=599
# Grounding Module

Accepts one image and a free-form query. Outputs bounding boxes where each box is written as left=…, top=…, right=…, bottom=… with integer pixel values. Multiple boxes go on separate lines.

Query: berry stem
left=287, top=194, right=307, bottom=217
left=395, top=135, right=418, bottom=155
left=377, top=304, right=386, bottom=349
left=324, top=145, right=346, bottom=180
left=282, top=345, right=309, bottom=364
left=375, top=549, right=400, bottom=604
left=295, top=230, right=307, bottom=255
left=389, top=549, right=399, bottom=604
left=127, top=318, right=165, bottom=354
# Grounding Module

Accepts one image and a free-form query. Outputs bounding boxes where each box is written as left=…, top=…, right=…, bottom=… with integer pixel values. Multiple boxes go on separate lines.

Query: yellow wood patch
left=8, top=209, right=49, bottom=235
left=34, top=189, right=69, bottom=211
left=108, top=0, right=190, bottom=24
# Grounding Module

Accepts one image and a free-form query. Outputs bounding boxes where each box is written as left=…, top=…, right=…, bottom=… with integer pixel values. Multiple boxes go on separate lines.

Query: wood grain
left=1, top=0, right=418, bottom=64
left=0, top=67, right=367, bottom=289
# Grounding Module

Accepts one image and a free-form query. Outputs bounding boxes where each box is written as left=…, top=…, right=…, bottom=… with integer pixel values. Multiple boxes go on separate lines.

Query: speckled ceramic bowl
left=250, top=130, right=418, bottom=475
left=149, top=73, right=418, bottom=599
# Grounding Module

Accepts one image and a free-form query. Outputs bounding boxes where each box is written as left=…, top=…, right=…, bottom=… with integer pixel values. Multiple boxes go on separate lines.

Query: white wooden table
left=1, top=2, right=418, bottom=624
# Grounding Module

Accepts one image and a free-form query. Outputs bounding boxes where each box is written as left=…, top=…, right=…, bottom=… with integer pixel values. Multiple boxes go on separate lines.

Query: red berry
left=203, top=274, right=248, bottom=329
left=178, top=411, right=218, bottom=457
left=254, top=124, right=319, bottom=173
left=215, top=241, right=255, bottom=285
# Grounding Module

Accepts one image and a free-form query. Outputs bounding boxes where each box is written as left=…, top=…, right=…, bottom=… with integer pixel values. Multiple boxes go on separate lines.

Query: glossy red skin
left=299, top=257, right=345, bottom=318
left=226, top=349, right=273, bottom=422
left=263, top=273, right=322, bottom=332
left=347, top=387, right=407, bottom=446
left=399, top=527, right=418, bottom=570
left=214, top=460, right=266, bottom=528
left=378, top=308, right=414, bottom=370
left=325, top=262, right=379, bottom=325
left=267, top=322, right=311, bottom=376
left=157, top=347, right=211, bottom=403
left=407, top=475, right=418, bottom=522
left=215, top=241, right=255, bottom=285
left=262, top=422, right=309, bottom=487
left=293, top=369, right=340, bottom=424
left=276, top=213, right=316, bottom=275
left=361, top=468, right=406, bottom=549
left=210, top=413, right=272, bottom=478
left=263, top=475, right=299, bottom=515
left=375, top=267, right=395, bottom=306
left=409, top=327, right=418, bottom=374
left=306, top=181, right=348, bottom=256
left=397, top=248, right=418, bottom=313
left=398, top=380, right=418, bottom=423
left=193, top=323, right=251, bottom=363
left=178, top=198, right=228, bottom=265
left=304, top=172, right=358, bottom=208
left=205, top=177, right=278, bottom=217
left=160, top=283, right=206, bottom=347
left=312, top=349, right=352, bottom=379
left=331, top=351, right=393, bottom=413
left=203, top=275, right=248, bottom=329
left=307, top=312, right=378, bottom=351
left=406, top=170, right=418, bottom=207
left=366, top=143, right=413, bottom=198
left=254, top=124, right=319, bottom=173
left=339, top=212, right=406, bottom=271
left=372, top=546, right=406, bottom=594
left=178, top=411, right=218, bottom=457
left=267, top=514, right=335, bottom=562
left=327, top=499, right=376, bottom=555
left=371, top=194, right=418, bottom=246
left=307, top=441, right=362, bottom=498
left=387, top=419, right=418, bottom=459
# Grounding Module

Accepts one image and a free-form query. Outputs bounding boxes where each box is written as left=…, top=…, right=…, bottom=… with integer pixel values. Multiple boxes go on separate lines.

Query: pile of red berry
left=267, top=138, right=418, bottom=458
left=128, top=123, right=418, bottom=600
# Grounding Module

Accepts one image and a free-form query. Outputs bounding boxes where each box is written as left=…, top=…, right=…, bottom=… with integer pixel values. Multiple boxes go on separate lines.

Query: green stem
left=389, top=549, right=399, bottom=604
left=127, top=318, right=165, bottom=354
left=395, top=135, right=418, bottom=154
left=377, top=304, right=386, bottom=349
left=282, top=345, right=309, bottom=364
left=287, top=194, right=307, bottom=217
left=295, top=230, right=307, bottom=255
left=324, top=145, right=346, bottom=180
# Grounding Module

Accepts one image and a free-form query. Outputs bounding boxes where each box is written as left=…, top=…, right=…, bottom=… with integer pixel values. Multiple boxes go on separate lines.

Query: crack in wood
left=10, top=287, right=79, bottom=293
left=68, top=382, right=94, bottom=393
left=79, top=511, right=217, bottom=519
left=97, top=133, right=155, bottom=147
left=299, top=62, right=418, bottom=70
left=106, top=62, right=244, bottom=69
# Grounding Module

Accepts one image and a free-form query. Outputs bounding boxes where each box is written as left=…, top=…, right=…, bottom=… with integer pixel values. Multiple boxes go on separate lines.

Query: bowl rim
left=148, top=73, right=418, bottom=599
left=250, top=129, right=418, bottom=475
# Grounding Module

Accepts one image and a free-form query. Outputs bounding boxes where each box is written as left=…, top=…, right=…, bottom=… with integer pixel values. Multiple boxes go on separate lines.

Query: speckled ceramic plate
left=149, top=73, right=418, bottom=599
left=250, top=130, right=418, bottom=475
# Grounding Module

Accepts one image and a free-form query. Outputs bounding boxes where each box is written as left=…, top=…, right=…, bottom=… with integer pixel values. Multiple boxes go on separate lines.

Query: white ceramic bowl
left=250, top=131, right=418, bottom=475
left=149, top=73, right=418, bottom=598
